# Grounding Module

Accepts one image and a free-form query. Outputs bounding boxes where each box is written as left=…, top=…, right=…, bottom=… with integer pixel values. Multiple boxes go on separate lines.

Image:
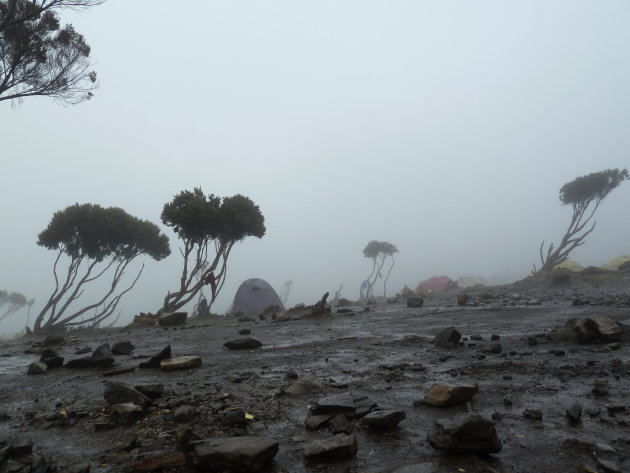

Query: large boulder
left=158, top=312, right=188, bottom=326
left=189, top=436, right=279, bottom=472
left=550, top=316, right=622, bottom=343
left=427, top=414, right=501, bottom=454
left=103, top=382, right=152, bottom=409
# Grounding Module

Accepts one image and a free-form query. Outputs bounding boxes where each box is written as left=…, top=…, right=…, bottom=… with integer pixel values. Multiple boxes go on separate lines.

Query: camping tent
left=457, top=274, right=488, bottom=289
left=416, top=276, right=452, bottom=293
left=229, top=278, right=285, bottom=317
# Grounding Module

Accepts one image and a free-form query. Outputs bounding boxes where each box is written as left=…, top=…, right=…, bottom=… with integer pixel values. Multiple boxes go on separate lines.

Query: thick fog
left=1, top=1, right=629, bottom=336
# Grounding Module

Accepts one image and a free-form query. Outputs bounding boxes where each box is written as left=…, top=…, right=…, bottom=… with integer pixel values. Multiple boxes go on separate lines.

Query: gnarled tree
left=0, top=0, right=105, bottom=104
left=34, top=203, right=170, bottom=331
left=361, top=240, right=399, bottom=300
left=0, top=290, right=33, bottom=323
left=160, top=188, right=265, bottom=314
left=537, top=168, right=629, bottom=273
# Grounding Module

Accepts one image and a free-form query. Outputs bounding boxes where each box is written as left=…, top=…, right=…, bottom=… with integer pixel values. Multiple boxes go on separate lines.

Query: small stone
left=595, top=458, right=621, bottom=473
left=527, top=336, right=538, bottom=346
left=427, top=414, right=501, bottom=454
left=423, top=383, right=477, bottom=407
left=490, top=334, right=500, bottom=341
left=110, top=402, right=144, bottom=425
left=190, top=436, right=279, bottom=471
left=91, top=343, right=115, bottom=367
left=160, top=356, right=202, bottom=371
left=111, top=341, right=135, bottom=355
left=565, top=404, right=582, bottom=423
left=305, top=415, right=333, bottom=430
left=486, top=343, right=502, bottom=354
left=362, top=409, right=406, bottom=430
left=75, top=346, right=91, bottom=355
left=303, top=433, right=358, bottom=461
left=134, top=384, right=164, bottom=399
left=285, top=378, right=322, bottom=397
left=27, top=361, right=48, bottom=374
left=103, top=382, right=151, bottom=409
left=592, top=379, right=609, bottom=396
left=407, top=297, right=424, bottom=308
left=433, top=327, right=461, bottom=348
left=549, top=349, right=565, bottom=356
left=173, top=405, right=196, bottom=422
left=328, top=414, right=352, bottom=434
left=238, top=329, right=251, bottom=335
left=65, top=357, right=93, bottom=369
left=43, top=335, right=65, bottom=346
left=224, top=338, right=263, bottom=350
left=139, top=345, right=171, bottom=368
left=523, top=409, right=542, bottom=420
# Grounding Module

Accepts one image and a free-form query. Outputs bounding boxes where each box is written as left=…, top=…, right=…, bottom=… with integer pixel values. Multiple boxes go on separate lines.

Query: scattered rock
left=161, top=356, right=202, bottom=371
left=224, top=338, right=263, bottom=350
left=305, top=415, right=333, bottom=430
left=158, top=312, right=188, bottom=326
left=550, top=316, right=622, bottom=343
left=312, top=393, right=356, bottom=417
left=485, top=343, right=502, bottom=354
left=285, top=378, right=322, bottom=397
left=91, top=343, right=115, bottom=367
left=103, top=381, right=152, bottom=409
left=457, top=294, right=470, bottom=306
left=64, top=357, right=93, bottom=369
left=135, top=384, right=164, bottom=399
left=110, top=402, right=144, bottom=425
left=132, top=451, right=187, bottom=471
left=423, top=383, right=477, bottom=407
left=43, top=335, right=65, bottom=346
left=433, top=327, right=461, bottom=348
left=139, top=345, right=171, bottom=368
left=190, top=436, right=279, bottom=472
left=238, top=329, right=251, bottom=335
left=173, top=405, right=196, bottom=422
left=362, top=409, right=406, bottom=430
left=27, top=361, right=47, bottom=374
left=328, top=414, right=352, bottom=434
left=74, top=346, right=91, bottom=355
left=592, top=379, right=609, bottom=396
left=111, top=341, right=135, bottom=355
left=566, top=404, right=582, bottom=423
left=523, top=409, right=542, bottom=420
left=595, top=458, right=621, bottom=473
left=407, top=297, right=424, bottom=308
left=527, top=336, right=538, bottom=346
left=427, top=414, right=502, bottom=454
left=303, top=433, right=358, bottom=461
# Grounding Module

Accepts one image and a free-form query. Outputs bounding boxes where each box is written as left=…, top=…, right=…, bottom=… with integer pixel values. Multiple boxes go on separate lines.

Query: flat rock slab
left=139, top=345, right=171, bottom=369
left=423, top=383, right=477, bottom=407
left=158, top=312, right=188, bottom=326
left=161, top=356, right=202, bottom=371
left=362, top=409, right=406, bottom=430
left=27, top=361, right=47, bottom=374
left=224, top=338, right=263, bottom=350
left=305, top=415, right=333, bottom=430
left=111, top=341, right=135, bottom=355
left=135, top=384, right=164, bottom=399
left=427, top=413, right=501, bottom=454
left=311, top=392, right=377, bottom=418
left=303, top=433, right=358, bottom=462
left=190, top=436, right=279, bottom=472
left=285, top=378, right=322, bottom=397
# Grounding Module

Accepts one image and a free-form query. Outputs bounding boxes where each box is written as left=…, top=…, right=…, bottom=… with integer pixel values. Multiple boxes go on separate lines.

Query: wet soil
left=1, top=281, right=629, bottom=473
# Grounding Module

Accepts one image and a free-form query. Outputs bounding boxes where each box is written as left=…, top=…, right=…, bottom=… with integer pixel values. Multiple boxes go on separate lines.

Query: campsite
left=0, top=271, right=629, bottom=473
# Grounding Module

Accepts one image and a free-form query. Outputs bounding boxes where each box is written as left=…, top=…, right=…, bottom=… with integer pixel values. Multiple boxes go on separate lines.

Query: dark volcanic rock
left=523, top=409, right=543, bottom=420
left=362, top=409, right=406, bottom=430
left=303, top=433, right=358, bottom=462
left=103, top=382, right=151, bottom=409
left=423, top=383, right=477, bottom=407
left=111, top=340, right=135, bottom=355
left=407, top=297, right=424, bottom=308
left=91, top=343, right=115, bottom=367
left=135, top=384, right=164, bottom=399
left=158, top=312, right=188, bottom=326
left=139, top=345, right=171, bottom=368
left=566, top=404, right=582, bottom=423
left=110, top=402, right=144, bottom=425
left=312, top=393, right=356, bottom=417
left=305, top=415, right=333, bottom=430
left=328, top=414, right=352, bottom=434
left=550, top=316, right=622, bottom=343
left=224, top=338, right=263, bottom=350
left=43, top=335, right=65, bottom=346
left=27, top=361, right=47, bottom=374
left=427, top=414, right=502, bottom=454
left=190, top=436, right=279, bottom=472
left=433, top=327, right=461, bottom=348
left=65, top=357, right=93, bottom=369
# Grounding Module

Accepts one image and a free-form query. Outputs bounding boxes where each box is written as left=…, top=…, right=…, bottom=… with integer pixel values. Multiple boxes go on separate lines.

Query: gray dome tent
left=229, top=278, right=284, bottom=317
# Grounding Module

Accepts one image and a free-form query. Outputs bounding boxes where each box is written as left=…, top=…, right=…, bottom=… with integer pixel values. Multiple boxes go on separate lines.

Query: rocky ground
left=1, top=277, right=629, bottom=473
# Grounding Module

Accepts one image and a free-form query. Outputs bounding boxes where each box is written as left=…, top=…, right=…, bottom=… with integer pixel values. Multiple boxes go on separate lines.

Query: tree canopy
left=0, top=0, right=105, bottom=104
left=0, top=289, right=33, bottom=324
left=538, top=168, right=629, bottom=273
left=160, top=188, right=265, bottom=314
left=34, top=203, right=170, bottom=331
left=362, top=240, right=399, bottom=300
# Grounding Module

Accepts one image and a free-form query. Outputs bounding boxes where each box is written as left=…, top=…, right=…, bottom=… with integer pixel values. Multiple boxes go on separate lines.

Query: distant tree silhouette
left=34, top=203, right=170, bottom=331
left=160, top=188, right=265, bottom=314
left=0, top=0, right=106, bottom=105
left=537, top=168, right=629, bottom=273
left=361, top=240, right=399, bottom=300
left=0, top=290, right=33, bottom=323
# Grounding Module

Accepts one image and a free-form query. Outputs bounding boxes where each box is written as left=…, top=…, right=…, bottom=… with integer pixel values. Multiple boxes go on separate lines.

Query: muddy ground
left=1, top=279, right=629, bottom=473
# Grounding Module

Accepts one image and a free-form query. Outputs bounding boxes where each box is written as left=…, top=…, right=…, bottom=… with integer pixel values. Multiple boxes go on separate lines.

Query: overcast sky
left=2, top=1, right=629, bottom=335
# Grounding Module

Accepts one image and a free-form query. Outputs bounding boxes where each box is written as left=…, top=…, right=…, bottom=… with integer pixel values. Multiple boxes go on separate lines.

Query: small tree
left=160, top=188, right=265, bottom=314
left=0, top=290, right=32, bottom=323
left=0, top=0, right=106, bottom=105
left=361, top=240, right=399, bottom=300
left=537, top=168, right=629, bottom=273
left=34, top=203, right=170, bottom=331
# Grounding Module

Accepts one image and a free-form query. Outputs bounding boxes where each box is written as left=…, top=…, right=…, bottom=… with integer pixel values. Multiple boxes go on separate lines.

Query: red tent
left=416, top=276, right=453, bottom=293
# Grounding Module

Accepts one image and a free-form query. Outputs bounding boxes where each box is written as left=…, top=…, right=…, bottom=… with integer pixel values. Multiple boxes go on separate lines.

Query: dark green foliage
left=0, top=0, right=105, bottom=104
left=538, top=168, right=629, bottom=273
left=160, top=188, right=265, bottom=313
left=38, top=203, right=170, bottom=261
left=0, top=289, right=32, bottom=323
left=362, top=240, right=399, bottom=299
left=34, top=203, right=170, bottom=331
